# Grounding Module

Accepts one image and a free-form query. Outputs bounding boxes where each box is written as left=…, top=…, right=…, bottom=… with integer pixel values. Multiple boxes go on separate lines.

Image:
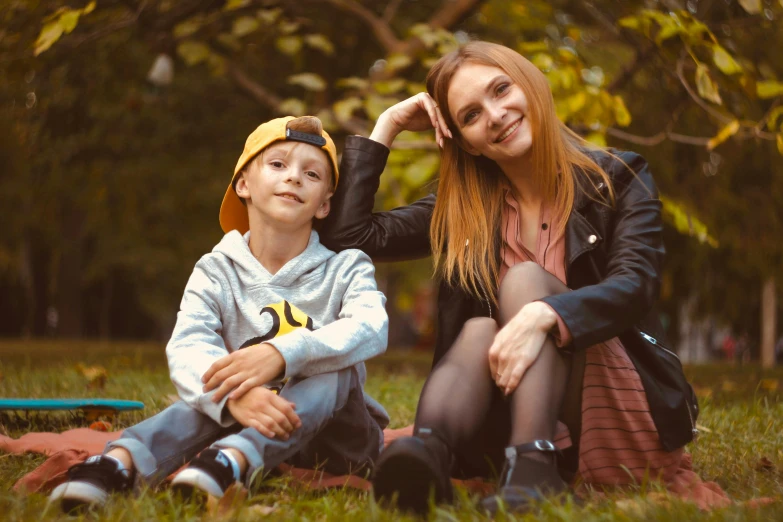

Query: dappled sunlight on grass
left=2, top=341, right=783, bottom=520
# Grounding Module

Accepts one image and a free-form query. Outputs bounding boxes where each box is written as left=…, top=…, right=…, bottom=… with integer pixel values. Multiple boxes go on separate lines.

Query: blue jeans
left=106, top=367, right=389, bottom=489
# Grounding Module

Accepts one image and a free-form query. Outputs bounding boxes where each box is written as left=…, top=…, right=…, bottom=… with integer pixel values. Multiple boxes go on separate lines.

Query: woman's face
left=447, top=63, right=533, bottom=163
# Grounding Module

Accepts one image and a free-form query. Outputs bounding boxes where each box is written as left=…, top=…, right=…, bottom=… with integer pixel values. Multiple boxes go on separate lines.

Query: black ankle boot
left=372, top=428, right=454, bottom=515
left=481, top=439, right=568, bottom=515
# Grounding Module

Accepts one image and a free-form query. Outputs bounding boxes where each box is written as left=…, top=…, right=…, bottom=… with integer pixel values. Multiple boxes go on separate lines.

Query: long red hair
left=426, top=41, right=614, bottom=303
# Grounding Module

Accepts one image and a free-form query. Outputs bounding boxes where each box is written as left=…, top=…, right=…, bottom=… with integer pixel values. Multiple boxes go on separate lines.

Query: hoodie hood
left=212, top=230, right=334, bottom=288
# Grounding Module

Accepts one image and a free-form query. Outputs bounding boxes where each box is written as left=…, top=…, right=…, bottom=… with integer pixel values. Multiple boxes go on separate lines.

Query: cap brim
left=219, top=182, right=249, bottom=234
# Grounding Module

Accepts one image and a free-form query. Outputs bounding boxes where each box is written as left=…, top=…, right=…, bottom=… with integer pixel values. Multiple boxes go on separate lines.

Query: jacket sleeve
left=540, top=151, right=664, bottom=350
left=269, top=251, right=388, bottom=377
left=320, top=135, right=434, bottom=261
left=166, top=259, right=235, bottom=426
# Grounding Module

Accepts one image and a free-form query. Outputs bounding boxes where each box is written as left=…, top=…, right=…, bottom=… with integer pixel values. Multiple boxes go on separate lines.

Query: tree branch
left=425, top=0, right=484, bottom=31
left=605, top=127, right=710, bottom=146
left=149, top=0, right=228, bottom=32
left=226, top=60, right=372, bottom=136
left=227, top=62, right=283, bottom=108
left=311, top=0, right=403, bottom=53
left=579, top=1, right=620, bottom=37
left=370, top=0, right=485, bottom=80
left=69, top=1, right=148, bottom=47
left=605, top=126, right=777, bottom=147
left=606, top=43, right=655, bottom=93
left=383, top=0, right=404, bottom=23
left=675, top=58, right=733, bottom=124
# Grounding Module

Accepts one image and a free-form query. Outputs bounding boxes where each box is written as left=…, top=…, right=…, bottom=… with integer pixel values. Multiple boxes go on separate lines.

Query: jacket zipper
left=639, top=330, right=699, bottom=442
left=481, top=285, right=492, bottom=319
left=639, top=331, right=681, bottom=361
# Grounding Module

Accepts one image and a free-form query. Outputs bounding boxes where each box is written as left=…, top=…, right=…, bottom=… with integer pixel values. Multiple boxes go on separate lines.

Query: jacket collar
left=565, top=176, right=603, bottom=274
left=492, top=171, right=604, bottom=279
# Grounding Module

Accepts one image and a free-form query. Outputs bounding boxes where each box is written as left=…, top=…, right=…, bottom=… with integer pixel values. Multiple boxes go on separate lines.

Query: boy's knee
left=280, top=368, right=353, bottom=416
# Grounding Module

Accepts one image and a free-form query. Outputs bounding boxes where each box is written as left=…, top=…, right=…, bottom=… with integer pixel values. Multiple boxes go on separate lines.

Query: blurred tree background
left=1, top=0, right=782, bottom=361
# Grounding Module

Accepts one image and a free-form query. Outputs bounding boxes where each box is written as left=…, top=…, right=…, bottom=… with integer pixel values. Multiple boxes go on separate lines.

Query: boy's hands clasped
left=226, top=386, right=301, bottom=440
left=202, top=342, right=301, bottom=438
left=202, top=342, right=286, bottom=402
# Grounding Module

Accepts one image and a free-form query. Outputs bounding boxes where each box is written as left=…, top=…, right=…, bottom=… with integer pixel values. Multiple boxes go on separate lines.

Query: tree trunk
left=761, top=276, right=776, bottom=368
left=56, top=210, right=85, bottom=338
left=18, top=238, right=36, bottom=339
left=99, top=273, right=114, bottom=342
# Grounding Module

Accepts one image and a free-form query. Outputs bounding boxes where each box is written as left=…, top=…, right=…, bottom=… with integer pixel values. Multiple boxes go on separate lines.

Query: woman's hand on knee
left=488, top=302, right=558, bottom=395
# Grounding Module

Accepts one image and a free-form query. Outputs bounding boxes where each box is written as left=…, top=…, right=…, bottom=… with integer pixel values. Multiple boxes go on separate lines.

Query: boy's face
left=234, top=141, right=333, bottom=230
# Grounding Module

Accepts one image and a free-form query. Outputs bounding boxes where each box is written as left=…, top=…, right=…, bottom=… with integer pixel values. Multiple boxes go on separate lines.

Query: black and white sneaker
left=48, top=455, right=133, bottom=512
left=171, top=448, right=242, bottom=500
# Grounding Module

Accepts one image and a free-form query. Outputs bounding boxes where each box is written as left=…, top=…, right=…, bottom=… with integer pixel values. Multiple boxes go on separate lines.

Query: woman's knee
left=499, top=262, right=567, bottom=309
left=459, top=317, right=498, bottom=345
left=443, top=317, right=497, bottom=364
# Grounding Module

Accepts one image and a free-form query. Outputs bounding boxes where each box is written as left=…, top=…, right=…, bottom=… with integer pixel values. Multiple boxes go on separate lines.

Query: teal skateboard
left=0, top=398, right=144, bottom=421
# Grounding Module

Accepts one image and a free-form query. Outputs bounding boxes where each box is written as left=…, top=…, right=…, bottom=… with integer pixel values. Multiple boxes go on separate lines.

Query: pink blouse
left=498, top=188, right=572, bottom=346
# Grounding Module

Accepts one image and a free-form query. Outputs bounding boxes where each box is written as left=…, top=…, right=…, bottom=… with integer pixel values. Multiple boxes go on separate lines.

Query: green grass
left=1, top=340, right=782, bottom=521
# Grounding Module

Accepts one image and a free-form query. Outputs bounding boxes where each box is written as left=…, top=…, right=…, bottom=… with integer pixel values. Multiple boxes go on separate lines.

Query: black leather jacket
left=322, top=136, right=698, bottom=452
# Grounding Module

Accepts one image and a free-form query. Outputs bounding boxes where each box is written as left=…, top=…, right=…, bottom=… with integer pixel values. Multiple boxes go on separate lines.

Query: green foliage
left=287, top=73, right=327, bottom=92
left=695, top=63, right=722, bottom=105
left=707, top=120, right=740, bottom=150
left=5, top=0, right=783, bottom=340
left=33, top=1, right=95, bottom=56
left=757, top=80, right=783, bottom=99
left=660, top=196, right=718, bottom=248
left=5, top=342, right=783, bottom=519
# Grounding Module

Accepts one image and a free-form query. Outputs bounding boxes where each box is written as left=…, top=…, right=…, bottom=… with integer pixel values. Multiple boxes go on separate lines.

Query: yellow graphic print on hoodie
left=239, top=300, right=314, bottom=349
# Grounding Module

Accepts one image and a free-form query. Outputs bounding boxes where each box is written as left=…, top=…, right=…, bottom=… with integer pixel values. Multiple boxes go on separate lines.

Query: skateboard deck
left=0, top=398, right=144, bottom=421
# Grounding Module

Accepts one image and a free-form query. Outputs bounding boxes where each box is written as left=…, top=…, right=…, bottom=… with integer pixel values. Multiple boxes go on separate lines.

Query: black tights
left=414, top=262, right=571, bottom=469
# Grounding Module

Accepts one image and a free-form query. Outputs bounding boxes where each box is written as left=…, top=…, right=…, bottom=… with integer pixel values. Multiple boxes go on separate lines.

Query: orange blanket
left=0, top=426, right=767, bottom=510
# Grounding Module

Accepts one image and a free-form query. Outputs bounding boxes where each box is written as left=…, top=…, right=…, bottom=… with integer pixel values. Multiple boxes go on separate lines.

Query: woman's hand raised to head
left=488, top=301, right=559, bottom=396
left=369, top=93, right=453, bottom=149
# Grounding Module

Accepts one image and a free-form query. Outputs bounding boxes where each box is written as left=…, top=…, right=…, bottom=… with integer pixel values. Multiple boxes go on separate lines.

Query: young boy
left=49, top=116, right=390, bottom=511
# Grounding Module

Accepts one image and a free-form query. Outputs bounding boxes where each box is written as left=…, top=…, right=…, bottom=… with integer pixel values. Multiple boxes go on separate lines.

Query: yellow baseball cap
left=219, top=116, right=339, bottom=234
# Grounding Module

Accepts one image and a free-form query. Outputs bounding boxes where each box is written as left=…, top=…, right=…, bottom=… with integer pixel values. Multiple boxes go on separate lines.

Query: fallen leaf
left=615, top=498, right=644, bottom=516
left=721, top=380, right=737, bottom=392
left=247, top=504, right=277, bottom=516
left=75, top=363, right=108, bottom=389
left=744, top=497, right=778, bottom=508
left=759, top=379, right=779, bottom=392
left=206, top=483, right=248, bottom=519
left=615, top=493, right=670, bottom=516
left=755, top=457, right=776, bottom=472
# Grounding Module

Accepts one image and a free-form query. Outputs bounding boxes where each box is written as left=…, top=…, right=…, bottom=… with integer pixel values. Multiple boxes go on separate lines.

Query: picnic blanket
left=0, top=425, right=771, bottom=510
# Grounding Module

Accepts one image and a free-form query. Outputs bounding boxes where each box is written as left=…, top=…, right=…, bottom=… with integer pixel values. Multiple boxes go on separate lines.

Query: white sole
left=171, top=468, right=229, bottom=498
left=48, top=481, right=108, bottom=510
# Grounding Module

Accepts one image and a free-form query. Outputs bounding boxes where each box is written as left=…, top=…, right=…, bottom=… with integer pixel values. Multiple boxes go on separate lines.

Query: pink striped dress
left=499, top=189, right=683, bottom=485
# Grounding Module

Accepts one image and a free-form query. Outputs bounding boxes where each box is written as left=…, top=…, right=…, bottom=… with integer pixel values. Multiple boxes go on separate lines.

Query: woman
left=321, top=41, right=698, bottom=515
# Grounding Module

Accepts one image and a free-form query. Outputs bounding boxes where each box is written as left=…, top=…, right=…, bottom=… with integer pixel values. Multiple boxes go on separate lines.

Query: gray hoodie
left=166, top=230, right=388, bottom=426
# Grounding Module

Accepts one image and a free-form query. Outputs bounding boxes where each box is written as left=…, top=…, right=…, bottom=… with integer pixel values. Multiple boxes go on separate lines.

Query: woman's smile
left=447, top=63, right=533, bottom=162
left=494, top=118, right=523, bottom=143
